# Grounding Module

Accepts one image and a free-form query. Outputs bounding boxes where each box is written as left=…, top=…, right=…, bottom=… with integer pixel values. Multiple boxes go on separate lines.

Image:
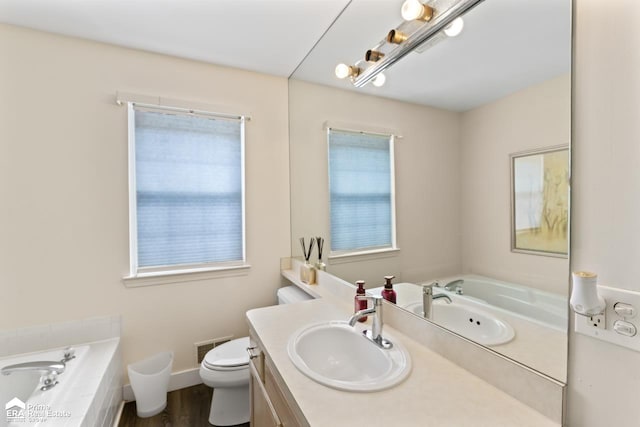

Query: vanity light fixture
left=401, top=0, right=435, bottom=22
left=386, top=29, right=409, bottom=45
left=334, top=63, right=361, bottom=79
left=444, top=17, right=465, bottom=37
left=372, top=73, right=386, bottom=87
left=345, top=0, right=485, bottom=88
left=365, top=49, right=385, bottom=62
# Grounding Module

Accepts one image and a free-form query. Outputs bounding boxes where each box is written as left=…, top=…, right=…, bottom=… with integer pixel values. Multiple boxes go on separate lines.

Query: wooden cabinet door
left=250, top=366, right=282, bottom=427
left=248, top=335, right=282, bottom=427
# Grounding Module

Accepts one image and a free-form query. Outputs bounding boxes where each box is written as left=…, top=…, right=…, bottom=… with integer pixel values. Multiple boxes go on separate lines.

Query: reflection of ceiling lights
left=334, top=0, right=485, bottom=88
left=334, top=63, right=360, bottom=79
left=444, top=17, right=465, bottom=37
left=372, top=73, right=386, bottom=87
left=401, top=0, right=434, bottom=22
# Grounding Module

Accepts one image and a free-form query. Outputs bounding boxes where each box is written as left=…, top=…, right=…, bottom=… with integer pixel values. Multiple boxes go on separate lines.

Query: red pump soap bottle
left=354, top=280, right=368, bottom=322
left=381, top=275, right=397, bottom=304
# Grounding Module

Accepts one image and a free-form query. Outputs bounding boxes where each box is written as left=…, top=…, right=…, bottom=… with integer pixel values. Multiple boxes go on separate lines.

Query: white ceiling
left=0, top=0, right=349, bottom=77
left=293, top=0, right=572, bottom=111
left=0, top=0, right=570, bottom=110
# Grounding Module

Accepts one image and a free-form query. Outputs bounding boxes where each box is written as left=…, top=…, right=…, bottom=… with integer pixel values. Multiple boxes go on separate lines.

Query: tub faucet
left=423, top=284, right=452, bottom=319
left=348, top=295, right=393, bottom=349
left=1, top=361, right=66, bottom=391
left=1, top=361, right=66, bottom=376
left=444, top=279, right=465, bottom=295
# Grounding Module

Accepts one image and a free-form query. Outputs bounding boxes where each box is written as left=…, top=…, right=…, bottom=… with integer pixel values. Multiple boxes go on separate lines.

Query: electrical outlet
left=588, top=313, right=605, bottom=329
left=575, top=285, right=640, bottom=352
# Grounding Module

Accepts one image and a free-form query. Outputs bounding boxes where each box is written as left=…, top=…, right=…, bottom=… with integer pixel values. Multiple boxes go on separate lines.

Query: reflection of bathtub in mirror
left=432, top=275, right=568, bottom=331
left=370, top=275, right=568, bottom=380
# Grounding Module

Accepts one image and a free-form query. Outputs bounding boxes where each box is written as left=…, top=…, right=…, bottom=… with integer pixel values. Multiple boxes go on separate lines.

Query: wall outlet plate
left=588, top=313, right=605, bottom=329
left=575, top=285, right=640, bottom=352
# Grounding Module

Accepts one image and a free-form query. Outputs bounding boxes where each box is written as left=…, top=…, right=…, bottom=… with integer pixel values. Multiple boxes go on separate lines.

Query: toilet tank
left=277, top=286, right=313, bottom=305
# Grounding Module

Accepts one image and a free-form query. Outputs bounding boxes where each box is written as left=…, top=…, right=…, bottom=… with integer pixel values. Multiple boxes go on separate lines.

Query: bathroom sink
left=404, top=302, right=515, bottom=346
left=287, top=321, right=411, bottom=392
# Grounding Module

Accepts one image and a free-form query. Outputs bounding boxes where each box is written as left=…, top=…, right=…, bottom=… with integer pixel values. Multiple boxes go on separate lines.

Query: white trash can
left=128, top=351, right=174, bottom=418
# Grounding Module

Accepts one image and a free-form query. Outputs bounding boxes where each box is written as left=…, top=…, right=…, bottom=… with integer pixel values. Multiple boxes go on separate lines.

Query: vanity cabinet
left=248, top=331, right=306, bottom=427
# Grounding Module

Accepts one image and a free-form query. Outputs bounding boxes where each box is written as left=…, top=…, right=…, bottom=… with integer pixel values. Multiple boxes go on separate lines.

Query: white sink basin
left=404, top=302, right=515, bottom=346
left=287, top=321, right=411, bottom=392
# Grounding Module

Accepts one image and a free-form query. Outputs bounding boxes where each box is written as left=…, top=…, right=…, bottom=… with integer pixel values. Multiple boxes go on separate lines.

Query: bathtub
left=0, top=339, right=121, bottom=427
left=431, top=274, right=568, bottom=330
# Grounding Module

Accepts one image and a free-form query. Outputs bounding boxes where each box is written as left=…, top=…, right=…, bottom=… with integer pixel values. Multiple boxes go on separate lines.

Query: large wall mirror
left=288, top=0, right=571, bottom=382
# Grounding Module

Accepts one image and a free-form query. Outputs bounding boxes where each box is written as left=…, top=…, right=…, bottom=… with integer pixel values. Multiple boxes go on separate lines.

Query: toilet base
left=209, top=385, right=250, bottom=426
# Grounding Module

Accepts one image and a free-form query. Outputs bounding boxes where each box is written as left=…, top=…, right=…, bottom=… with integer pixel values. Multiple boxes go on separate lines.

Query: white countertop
left=247, top=297, right=559, bottom=427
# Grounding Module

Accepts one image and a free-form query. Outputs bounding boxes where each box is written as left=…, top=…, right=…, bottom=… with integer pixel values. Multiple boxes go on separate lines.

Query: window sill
left=123, top=264, right=251, bottom=288
left=328, top=248, right=400, bottom=265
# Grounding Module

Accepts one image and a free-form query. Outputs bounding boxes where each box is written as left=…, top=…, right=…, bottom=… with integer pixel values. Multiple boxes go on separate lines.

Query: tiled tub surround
left=0, top=316, right=123, bottom=427
left=281, top=258, right=565, bottom=424
left=0, top=315, right=122, bottom=358
left=248, top=299, right=559, bottom=426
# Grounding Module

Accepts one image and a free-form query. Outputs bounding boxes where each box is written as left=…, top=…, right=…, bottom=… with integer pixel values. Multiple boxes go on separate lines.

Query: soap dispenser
left=354, top=280, right=368, bottom=322
left=381, top=275, right=397, bottom=304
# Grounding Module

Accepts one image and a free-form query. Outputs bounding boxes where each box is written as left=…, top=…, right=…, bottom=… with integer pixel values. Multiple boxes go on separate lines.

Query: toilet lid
left=203, top=336, right=250, bottom=369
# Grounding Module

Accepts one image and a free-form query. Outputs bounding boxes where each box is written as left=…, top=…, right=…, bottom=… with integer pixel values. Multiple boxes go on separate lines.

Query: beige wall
left=569, top=0, right=640, bottom=425
left=0, top=25, right=291, bottom=374
left=460, top=74, right=571, bottom=294
left=289, top=79, right=461, bottom=286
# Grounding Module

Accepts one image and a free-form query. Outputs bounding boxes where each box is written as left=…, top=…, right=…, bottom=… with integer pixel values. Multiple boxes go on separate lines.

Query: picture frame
left=510, top=145, right=569, bottom=258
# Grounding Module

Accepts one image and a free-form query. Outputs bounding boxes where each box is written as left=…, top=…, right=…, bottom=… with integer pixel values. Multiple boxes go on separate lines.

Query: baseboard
left=112, top=401, right=125, bottom=427
left=122, top=367, right=203, bottom=401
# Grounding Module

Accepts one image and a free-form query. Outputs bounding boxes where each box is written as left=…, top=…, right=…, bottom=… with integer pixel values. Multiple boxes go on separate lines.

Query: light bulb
left=372, top=73, right=386, bottom=87
left=401, top=0, right=433, bottom=21
left=335, top=63, right=350, bottom=79
left=444, top=17, right=464, bottom=37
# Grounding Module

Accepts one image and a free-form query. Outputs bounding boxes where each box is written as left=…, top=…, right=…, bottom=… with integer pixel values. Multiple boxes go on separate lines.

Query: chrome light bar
left=352, top=0, right=485, bottom=88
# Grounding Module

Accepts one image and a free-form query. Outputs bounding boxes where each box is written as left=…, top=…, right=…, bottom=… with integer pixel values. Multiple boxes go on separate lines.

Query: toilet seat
left=202, top=337, right=250, bottom=371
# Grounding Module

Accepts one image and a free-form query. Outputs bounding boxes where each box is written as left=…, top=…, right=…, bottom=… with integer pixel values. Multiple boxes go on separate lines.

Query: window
left=328, top=129, right=396, bottom=254
left=127, top=103, right=246, bottom=277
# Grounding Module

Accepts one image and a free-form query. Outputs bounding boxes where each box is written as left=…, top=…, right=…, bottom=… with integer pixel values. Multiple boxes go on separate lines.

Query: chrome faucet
left=1, top=361, right=66, bottom=376
left=1, top=361, right=66, bottom=391
left=444, top=279, right=464, bottom=295
left=423, top=284, right=452, bottom=319
left=348, top=295, right=393, bottom=349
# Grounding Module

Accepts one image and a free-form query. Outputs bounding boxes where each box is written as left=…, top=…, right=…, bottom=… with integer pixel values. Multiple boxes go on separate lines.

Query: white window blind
left=130, top=105, right=245, bottom=272
left=328, top=129, right=395, bottom=253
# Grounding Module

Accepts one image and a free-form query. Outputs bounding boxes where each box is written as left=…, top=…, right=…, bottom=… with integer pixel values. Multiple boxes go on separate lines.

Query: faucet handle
left=62, top=347, right=75, bottom=362
left=423, top=283, right=434, bottom=295
left=40, top=373, right=59, bottom=391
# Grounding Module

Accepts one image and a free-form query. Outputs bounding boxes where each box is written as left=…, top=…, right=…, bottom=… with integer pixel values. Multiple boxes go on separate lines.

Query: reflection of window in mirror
left=327, top=129, right=397, bottom=255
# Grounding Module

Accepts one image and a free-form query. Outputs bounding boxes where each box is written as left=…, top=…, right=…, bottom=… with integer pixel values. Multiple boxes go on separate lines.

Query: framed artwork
left=511, top=145, right=569, bottom=257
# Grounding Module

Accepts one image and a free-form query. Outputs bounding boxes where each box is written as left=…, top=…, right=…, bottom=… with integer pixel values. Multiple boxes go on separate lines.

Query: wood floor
left=119, top=384, right=250, bottom=427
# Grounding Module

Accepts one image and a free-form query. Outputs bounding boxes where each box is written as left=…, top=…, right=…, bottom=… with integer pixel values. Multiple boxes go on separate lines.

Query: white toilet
left=199, top=286, right=312, bottom=426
